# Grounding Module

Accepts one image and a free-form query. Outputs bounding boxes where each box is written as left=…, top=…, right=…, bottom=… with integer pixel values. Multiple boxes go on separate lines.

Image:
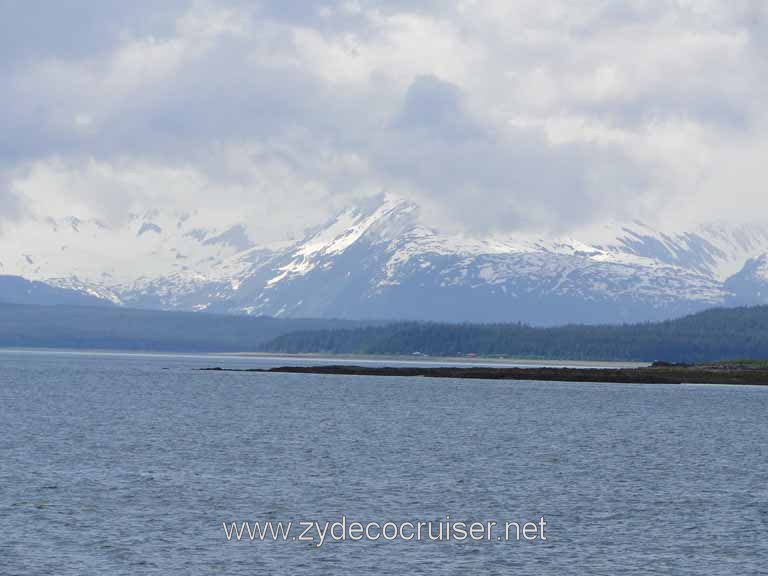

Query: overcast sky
left=1, top=0, right=766, bottom=241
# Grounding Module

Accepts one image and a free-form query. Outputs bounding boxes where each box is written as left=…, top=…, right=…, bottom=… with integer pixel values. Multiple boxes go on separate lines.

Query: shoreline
left=0, top=347, right=648, bottom=368
left=212, top=352, right=649, bottom=368
left=199, top=364, right=768, bottom=385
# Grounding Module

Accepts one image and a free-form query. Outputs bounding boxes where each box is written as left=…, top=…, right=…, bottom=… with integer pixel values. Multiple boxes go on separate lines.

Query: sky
left=1, top=0, right=766, bottom=242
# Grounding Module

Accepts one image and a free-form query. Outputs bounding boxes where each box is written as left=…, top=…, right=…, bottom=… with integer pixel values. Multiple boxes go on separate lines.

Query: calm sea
left=1, top=350, right=767, bottom=574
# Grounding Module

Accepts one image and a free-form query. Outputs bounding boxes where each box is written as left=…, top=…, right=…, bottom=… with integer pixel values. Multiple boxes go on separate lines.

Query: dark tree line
left=0, top=303, right=369, bottom=352
left=260, top=306, right=768, bottom=363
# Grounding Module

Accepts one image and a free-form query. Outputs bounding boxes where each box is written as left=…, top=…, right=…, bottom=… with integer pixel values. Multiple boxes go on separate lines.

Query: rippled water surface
left=1, top=350, right=767, bottom=574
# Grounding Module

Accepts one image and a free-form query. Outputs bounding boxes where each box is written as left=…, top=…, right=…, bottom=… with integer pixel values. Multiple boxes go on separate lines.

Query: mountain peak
left=4, top=195, right=768, bottom=324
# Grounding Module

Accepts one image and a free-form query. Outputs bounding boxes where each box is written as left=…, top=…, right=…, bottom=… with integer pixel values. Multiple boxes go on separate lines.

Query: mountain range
left=2, top=194, right=768, bottom=324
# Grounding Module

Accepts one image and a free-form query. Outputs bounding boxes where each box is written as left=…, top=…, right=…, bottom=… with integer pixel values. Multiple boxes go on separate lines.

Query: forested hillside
left=260, top=306, right=768, bottom=363
left=2, top=302, right=766, bottom=362
left=0, top=303, right=372, bottom=352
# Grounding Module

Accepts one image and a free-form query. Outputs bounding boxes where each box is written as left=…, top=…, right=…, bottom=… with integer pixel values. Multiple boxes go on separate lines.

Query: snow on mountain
left=2, top=194, right=768, bottom=324
left=593, top=221, right=768, bottom=282
left=724, top=254, right=768, bottom=306
left=0, top=209, right=266, bottom=304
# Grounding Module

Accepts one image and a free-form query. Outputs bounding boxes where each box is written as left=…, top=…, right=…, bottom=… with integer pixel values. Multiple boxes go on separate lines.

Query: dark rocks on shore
left=198, top=363, right=768, bottom=385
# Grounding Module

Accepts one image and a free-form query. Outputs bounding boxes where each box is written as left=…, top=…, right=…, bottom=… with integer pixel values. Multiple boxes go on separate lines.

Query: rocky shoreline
left=200, top=362, right=768, bottom=385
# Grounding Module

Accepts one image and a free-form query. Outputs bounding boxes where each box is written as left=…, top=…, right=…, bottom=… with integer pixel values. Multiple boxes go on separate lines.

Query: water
left=1, top=350, right=767, bottom=575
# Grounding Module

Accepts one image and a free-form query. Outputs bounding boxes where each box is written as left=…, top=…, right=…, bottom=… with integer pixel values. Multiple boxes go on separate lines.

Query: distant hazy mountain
left=2, top=195, right=768, bottom=324
left=0, top=275, right=112, bottom=307
left=725, top=254, right=768, bottom=306
left=0, top=303, right=372, bottom=352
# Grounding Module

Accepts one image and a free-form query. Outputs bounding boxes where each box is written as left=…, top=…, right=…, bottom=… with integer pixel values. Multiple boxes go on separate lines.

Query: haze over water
left=2, top=351, right=767, bottom=574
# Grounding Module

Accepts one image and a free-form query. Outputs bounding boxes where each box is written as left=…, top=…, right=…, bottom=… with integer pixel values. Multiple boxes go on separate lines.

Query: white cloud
left=0, top=0, right=766, bottom=238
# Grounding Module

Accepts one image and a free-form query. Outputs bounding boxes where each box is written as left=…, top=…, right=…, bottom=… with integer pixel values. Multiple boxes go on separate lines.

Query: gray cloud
left=0, top=0, right=766, bottom=238
left=0, top=171, right=21, bottom=225
left=373, top=75, right=647, bottom=232
left=0, top=0, right=189, bottom=68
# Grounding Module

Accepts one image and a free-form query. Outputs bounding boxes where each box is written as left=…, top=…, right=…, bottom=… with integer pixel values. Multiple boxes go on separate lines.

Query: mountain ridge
left=0, top=302, right=376, bottom=352
left=2, top=194, right=768, bottom=324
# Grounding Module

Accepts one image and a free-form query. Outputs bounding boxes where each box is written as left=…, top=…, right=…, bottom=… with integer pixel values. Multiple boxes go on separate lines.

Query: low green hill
left=260, top=306, right=768, bottom=363
left=0, top=303, right=372, bottom=352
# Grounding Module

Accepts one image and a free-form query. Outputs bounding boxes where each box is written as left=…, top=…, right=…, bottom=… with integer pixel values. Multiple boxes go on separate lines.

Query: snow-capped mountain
left=724, top=254, right=768, bottom=307
left=2, top=194, right=768, bottom=324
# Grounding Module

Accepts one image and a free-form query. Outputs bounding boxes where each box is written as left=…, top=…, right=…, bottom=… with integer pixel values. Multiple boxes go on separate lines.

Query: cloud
left=372, top=75, right=648, bottom=232
left=0, top=170, right=22, bottom=229
left=0, top=0, right=766, bottom=240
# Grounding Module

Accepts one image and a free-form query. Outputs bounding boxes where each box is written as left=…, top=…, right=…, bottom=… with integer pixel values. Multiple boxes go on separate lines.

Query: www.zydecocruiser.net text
left=223, top=516, right=547, bottom=547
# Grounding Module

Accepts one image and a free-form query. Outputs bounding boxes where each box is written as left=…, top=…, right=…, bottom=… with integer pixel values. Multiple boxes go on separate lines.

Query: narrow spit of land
left=199, top=362, right=768, bottom=385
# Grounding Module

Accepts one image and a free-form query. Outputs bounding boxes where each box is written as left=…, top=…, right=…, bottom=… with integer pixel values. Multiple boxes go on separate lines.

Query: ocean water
left=1, top=350, right=767, bottom=575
